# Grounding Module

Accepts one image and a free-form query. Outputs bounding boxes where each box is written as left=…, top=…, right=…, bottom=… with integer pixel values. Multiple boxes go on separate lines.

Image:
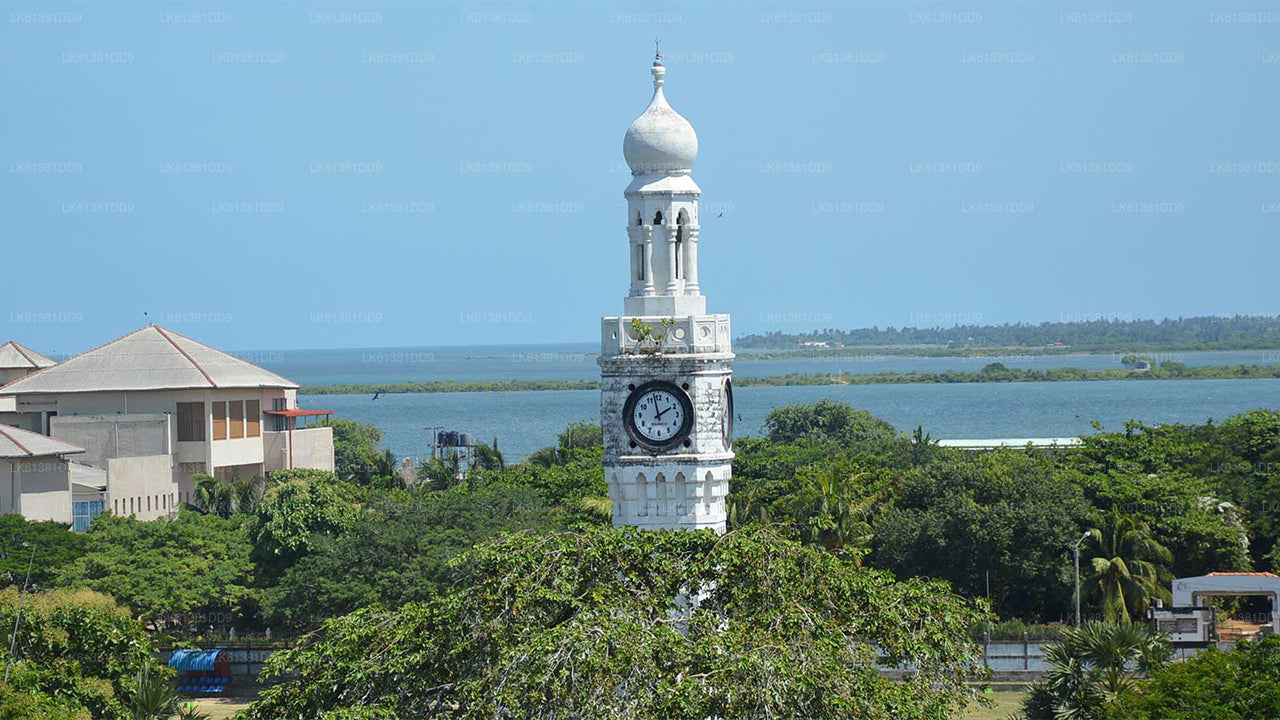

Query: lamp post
left=1074, top=530, right=1091, bottom=627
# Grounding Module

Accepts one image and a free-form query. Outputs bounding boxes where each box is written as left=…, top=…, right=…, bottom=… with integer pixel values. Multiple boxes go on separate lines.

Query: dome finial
left=651, top=42, right=665, bottom=90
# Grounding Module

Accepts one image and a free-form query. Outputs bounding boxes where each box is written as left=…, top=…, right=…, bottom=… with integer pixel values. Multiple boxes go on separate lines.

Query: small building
left=0, top=325, right=335, bottom=522
left=0, top=341, right=55, bottom=386
left=0, top=424, right=84, bottom=524
left=1153, top=572, right=1280, bottom=657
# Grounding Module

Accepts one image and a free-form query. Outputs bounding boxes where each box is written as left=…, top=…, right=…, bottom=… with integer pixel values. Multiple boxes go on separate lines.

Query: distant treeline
left=299, top=363, right=1280, bottom=395
left=737, top=363, right=1280, bottom=387
left=736, top=315, right=1280, bottom=350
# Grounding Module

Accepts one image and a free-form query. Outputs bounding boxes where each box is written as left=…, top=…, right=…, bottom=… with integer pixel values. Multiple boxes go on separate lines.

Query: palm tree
left=1082, top=510, right=1173, bottom=623
left=1021, top=621, right=1171, bottom=720
left=126, top=659, right=179, bottom=720
left=472, top=438, right=505, bottom=472
left=778, top=466, right=877, bottom=559
left=418, top=451, right=463, bottom=489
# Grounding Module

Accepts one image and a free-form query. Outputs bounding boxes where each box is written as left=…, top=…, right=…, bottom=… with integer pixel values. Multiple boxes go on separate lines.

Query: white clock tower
left=599, top=54, right=733, bottom=533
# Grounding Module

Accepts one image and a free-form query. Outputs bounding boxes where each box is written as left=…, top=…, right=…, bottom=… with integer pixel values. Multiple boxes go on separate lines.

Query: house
left=0, top=340, right=56, bottom=385
left=1152, top=571, right=1280, bottom=658
left=0, top=423, right=84, bottom=526
left=0, top=325, right=335, bottom=528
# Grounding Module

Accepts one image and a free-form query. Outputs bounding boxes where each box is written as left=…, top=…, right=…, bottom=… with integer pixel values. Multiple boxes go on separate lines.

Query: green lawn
left=965, top=689, right=1024, bottom=720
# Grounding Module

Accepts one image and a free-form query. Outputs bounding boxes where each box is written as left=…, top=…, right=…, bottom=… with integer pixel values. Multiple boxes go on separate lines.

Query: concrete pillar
left=642, top=226, right=656, bottom=296
left=665, top=225, right=680, bottom=294
left=684, top=225, right=700, bottom=295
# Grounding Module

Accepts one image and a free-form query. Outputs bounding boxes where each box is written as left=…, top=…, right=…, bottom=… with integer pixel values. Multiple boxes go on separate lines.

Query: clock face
left=623, top=381, right=694, bottom=451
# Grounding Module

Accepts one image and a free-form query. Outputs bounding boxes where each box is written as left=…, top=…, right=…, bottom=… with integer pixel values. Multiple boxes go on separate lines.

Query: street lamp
left=1074, top=530, right=1091, bottom=627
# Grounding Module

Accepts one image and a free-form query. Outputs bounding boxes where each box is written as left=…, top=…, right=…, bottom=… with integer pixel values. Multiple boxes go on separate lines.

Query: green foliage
left=54, top=511, right=255, bottom=627
left=527, top=420, right=603, bottom=467
left=1021, top=621, right=1170, bottom=720
left=1106, top=635, right=1280, bottom=720
left=1082, top=511, right=1173, bottom=623
left=764, top=398, right=898, bottom=446
left=873, top=450, right=1094, bottom=621
left=0, top=514, right=87, bottom=590
left=244, top=525, right=990, bottom=720
left=0, top=587, right=156, bottom=720
left=124, top=659, right=179, bottom=720
left=249, top=478, right=358, bottom=569
left=260, top=483, right=558, bottom=630
left=315, top=418, right=384, bottom=485
left=494, top=446, right=608, bottom=511
left=189, top=474, right=268, bottom=519
left=736, top=314, right=1280, bottom=351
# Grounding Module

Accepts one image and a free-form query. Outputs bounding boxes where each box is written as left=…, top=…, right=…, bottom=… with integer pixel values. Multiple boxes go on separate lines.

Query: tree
left=124, top=659, right=179, bottom=720
left=0, top=587, right=157, bottom=720
left=417, top=451, right=463, bottom=489
left=873, top=450, right=1094, bottom=621
left=54, top=511, right=255, bottom=629
left=249, top=478, right=358, bottom=571
left=1021, top=621, right=1170, bottom=720
left=259, top=483, right=558, bottom=629
left=316, top=418, right=385, bottom=485
left=244, top=525, right=990, bottom=720
left=189, top=473, right=268, bottom=519
left=527, top=421, right=603, bottom=467
left=0, top=514, right=88, bottom=590
left=763, top=399, right=897, bottom=447
left=1106, top=635, right=1280, bottom=720
left=1083, top=511, right=1173, bottom=623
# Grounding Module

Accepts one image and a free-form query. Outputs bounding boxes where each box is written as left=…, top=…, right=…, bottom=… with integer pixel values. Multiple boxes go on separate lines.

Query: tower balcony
left=600, top=314, right=732, bottom=357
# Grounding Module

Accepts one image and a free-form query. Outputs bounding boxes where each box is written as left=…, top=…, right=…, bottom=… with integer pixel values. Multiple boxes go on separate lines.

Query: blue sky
left=2, top=1, right=1276, bottom=353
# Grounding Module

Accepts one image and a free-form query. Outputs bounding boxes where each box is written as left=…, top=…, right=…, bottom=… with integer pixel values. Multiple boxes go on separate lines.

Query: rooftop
left=0, top=341, right=56, bottom=370
left=0, top=325, right=298, bottom=395
left=0, top=424, right=85, bottom=459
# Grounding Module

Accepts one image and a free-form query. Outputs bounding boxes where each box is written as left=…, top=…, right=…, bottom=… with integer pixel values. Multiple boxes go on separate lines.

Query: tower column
left=627, top=226, right=642, bottom=297
left=665, top=224, right=680, bottom=294
left=684, top=225, right=700, bottom=295
left=642, top=226, right=656, bottom=296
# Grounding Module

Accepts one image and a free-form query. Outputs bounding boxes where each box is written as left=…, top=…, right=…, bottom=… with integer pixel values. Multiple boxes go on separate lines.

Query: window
left=72, top=501, right=103, bottom=533
left=212, top=402, right=227, bottom=440
left=246, top=400, right=260, bottom=437
left=146, top=496, right=151, bottom=512
left=272, top=397, right=287, bottom=411
left=271, top=415, right=286, bottom=432
left=229, top=400, right=244, bottom=439
left=176, top=402, right=205, bottom=442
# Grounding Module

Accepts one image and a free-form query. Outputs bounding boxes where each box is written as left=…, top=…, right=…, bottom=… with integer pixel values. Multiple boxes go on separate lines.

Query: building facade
left=0, top=325, right=334, bottom=528
left=600, top=56, right=734, bottom=533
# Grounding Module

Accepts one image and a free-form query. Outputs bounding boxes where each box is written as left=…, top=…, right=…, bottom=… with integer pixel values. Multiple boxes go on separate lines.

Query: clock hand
left=655, top=403, right=674, bottom=420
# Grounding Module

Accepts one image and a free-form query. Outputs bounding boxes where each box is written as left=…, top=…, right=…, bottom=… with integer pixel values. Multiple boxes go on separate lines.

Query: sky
left=1, top=1, right=1277, bottom=354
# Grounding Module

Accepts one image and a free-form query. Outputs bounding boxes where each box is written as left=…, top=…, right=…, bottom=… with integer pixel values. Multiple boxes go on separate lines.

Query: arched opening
left=635, top=211, right=643, bottom=226
left=636, top=473, right=648, bottom=517
left=609, top=473, right=620, bottom=516
left=653, top=210, right=664, bottom=225
left=675, top=472, right=687, bottom=517
left=655, top=473, right=668, bottom=517
left=703, top=471, right=714, bottom=510
left=634, top=245, right=644, bottom=281
left=676, top=209, right=690, bottom=280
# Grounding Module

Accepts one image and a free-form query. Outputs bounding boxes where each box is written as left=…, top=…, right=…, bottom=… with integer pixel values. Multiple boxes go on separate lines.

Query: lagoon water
left=280, top=345, right=1280, bottom=461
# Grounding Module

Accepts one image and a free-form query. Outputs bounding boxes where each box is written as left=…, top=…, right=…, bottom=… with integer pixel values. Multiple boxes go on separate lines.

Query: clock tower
left=600, top=54, right=733, bottom=533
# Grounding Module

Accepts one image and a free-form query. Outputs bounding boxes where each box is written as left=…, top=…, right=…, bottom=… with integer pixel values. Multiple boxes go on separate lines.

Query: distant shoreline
left=299, top=363, right=1280, bottom=395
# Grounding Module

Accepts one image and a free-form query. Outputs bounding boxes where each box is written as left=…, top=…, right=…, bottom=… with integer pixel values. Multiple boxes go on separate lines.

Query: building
left=0, top=325, right=334, bottom=528
left=0, top=340, right=56, bottom=385
left=599, top=54, right=734, bottom=532
left=0, top=423, right=84, bottom=525
left=1153, top=571, right=1280, bottom=658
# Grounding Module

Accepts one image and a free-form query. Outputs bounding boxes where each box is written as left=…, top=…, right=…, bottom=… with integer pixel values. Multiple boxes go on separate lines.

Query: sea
left=237, top=345, right=1280, bottom=462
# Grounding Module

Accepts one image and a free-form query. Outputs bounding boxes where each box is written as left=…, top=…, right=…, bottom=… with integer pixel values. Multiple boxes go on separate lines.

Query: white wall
left=0, top=457, right=73, bottom=523
left=106, top=455, right=177, bottom=521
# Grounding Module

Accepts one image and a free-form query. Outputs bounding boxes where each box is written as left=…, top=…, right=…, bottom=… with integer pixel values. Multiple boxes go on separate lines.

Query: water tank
left=459, top=433, right=472, bottom=447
